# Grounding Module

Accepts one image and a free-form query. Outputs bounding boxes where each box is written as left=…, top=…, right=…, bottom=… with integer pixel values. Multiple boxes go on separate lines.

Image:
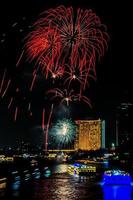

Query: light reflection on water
left=52, top=163, right=68, bottom=174
left=1, top=164, right=133, bottom=200
left=102, top=185, right=132, bottom=200
left=33, top=175, right=101, bottom=200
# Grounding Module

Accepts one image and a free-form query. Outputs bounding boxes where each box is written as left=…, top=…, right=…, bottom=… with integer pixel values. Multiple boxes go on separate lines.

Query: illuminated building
left=75, top=119, right=105, bottom=151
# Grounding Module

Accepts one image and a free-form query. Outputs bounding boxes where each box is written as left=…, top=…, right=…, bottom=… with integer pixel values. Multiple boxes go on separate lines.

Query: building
left=116, top=102, right=133, bottom=149
left=75, top=119, right=105, bottom=151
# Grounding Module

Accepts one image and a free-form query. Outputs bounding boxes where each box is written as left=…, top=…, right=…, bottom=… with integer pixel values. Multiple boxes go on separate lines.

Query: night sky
left=0, top=0, right=131, bottom=147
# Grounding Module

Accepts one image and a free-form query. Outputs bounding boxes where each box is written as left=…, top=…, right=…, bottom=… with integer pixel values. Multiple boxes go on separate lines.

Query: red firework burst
left=25, top=5, right=109, bottom=83
left=47, top=88, right=75, bottom=106
left=25, top=27, right=63, bottom=78
left=0, top=70, right=32, bottom=122
left=63, top=65, right=96, bottom=90
left=0, top=69, right=11, bottom=98
left=46, top=88, right=92, bottom=108
left=48, top=64, right=64, bottom=80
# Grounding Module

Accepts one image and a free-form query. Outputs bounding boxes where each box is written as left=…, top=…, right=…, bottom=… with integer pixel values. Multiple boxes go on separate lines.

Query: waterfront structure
left=75, top=119, right=105, bottom=151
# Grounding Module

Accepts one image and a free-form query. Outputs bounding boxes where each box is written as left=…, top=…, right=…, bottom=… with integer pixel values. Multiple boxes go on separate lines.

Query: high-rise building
left=116, top=102, right=133, bottom=149
left=75, top=119, right=105, bottom=151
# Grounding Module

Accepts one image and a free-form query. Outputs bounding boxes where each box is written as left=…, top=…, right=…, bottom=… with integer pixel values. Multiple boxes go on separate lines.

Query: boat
left=23, top=170, right=31, bottom=181
left=102, top=170, right=132, bottom=185
left=10, top=171, right=21, bottom=190
left=43, top=167, right=51, bottom=178
left=32, top=168, right=41, bottom=180
left=68, top=163, right=96, bottom=175
left=0, top=178, right=7, bottom=190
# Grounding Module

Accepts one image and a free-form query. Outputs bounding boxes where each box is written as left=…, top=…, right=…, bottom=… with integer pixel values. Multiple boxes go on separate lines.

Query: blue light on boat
left=44, top=167, right=51, bottom=178
left=32, top=168, right=41, bottom=180
left=102, top=170, right=132, bottom=185
left=12, top=181, right=21, bottom=190
left=23, top=170, right=31, bottom=181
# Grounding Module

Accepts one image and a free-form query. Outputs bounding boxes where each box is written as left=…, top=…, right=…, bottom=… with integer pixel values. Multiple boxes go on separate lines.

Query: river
left=0, top=164, right=133, bottom=200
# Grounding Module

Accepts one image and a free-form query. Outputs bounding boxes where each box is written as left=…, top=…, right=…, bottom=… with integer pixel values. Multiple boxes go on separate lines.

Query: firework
left=25, top=27, right=62, bottom=78
left=74, top=94, right=92, bottom=108
left=47, top=88, right=92, bottom=108
left=49, top=118, right=77, bottom=146
left=0, top=69, right=12, bottom=99
left=5, top=84, right=32, bottom=121
left=14, top=106, right=18, bottom=121
left=16, top=50, right=24, bottom=67
left=42, top=108, right=45, bottom=131
left=47, top=88, right=75, bottom=106
left=8, top=97, right=13, bottom=109
left=30, top=73, right=37, bottom=91
left=0, top=69, right=7, bottom=94
left=48, top=64, right=64, bottom=80
left=0, top=5, right=109, bottom=151
left=41, top=105, right=53, bottom=151
left=25, top=5, right=109, bottom=84
left=63, top=65, right=96, bottom=90
left=1, top=79, right=11, bottom=98
left=45, top=104, right=53, bottom=151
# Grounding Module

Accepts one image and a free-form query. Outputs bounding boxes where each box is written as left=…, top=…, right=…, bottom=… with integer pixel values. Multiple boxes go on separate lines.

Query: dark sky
left=0, top=0, right=131, bottom=147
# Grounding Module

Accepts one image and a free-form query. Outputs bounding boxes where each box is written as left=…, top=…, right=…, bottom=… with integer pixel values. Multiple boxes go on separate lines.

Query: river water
left=0, top=164, right=133, bottom=200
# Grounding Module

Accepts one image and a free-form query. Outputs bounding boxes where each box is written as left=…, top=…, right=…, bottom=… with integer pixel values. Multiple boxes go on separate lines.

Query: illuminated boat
left=68, top=163, right=96, bottom=175
left=32, top=168, right=41, bottom=180
left=10, top=171, right=21, bottom=190
left=0, top=178, right=7, bottom=190
left=23, top=170, right=31, bottom=181
left=102, top=170, right=132, bottom=185
left=43, top=167, right=51, bottom=178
